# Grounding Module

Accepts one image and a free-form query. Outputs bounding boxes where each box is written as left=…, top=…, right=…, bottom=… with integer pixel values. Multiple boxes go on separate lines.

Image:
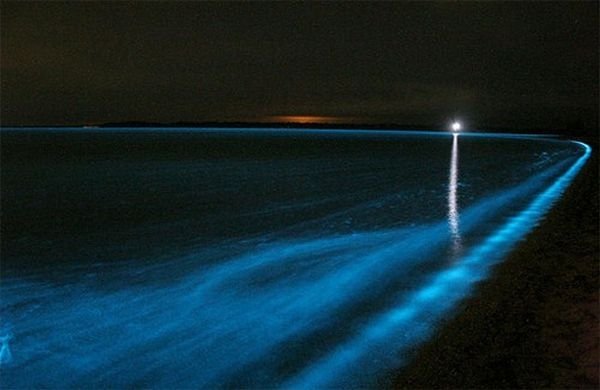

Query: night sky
left=1, top=1, right=598, bottom=131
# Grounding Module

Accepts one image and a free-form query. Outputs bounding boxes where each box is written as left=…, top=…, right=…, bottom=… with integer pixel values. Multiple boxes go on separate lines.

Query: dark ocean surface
left=0, top=128, right=590, bottom=388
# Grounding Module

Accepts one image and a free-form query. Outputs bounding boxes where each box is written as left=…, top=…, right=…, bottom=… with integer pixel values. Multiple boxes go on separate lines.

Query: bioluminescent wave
left=0, top=129, right=590, bottom=388
left=286, top=140, right=591, bottom=388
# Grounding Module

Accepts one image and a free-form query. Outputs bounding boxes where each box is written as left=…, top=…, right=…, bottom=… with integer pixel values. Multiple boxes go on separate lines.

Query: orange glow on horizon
left=263, top=115, right=351, bottom=124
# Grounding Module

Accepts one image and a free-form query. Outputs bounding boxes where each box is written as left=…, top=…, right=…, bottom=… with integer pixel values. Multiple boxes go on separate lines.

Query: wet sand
left=394, top=138, right=599, bottom=389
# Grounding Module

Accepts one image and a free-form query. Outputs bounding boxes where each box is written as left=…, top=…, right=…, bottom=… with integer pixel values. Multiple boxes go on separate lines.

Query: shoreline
left=394, top=138, right=599, bottom=388
left=1, top=123, right=595, bottom=139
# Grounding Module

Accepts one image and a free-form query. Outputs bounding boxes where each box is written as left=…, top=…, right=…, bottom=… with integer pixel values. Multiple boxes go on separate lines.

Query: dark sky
left=1, top=1, right=598, bottom=131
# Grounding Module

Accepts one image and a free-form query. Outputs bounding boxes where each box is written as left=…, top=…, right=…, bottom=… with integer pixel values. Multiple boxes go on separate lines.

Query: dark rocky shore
left=394, top=137, right=599, bottom=389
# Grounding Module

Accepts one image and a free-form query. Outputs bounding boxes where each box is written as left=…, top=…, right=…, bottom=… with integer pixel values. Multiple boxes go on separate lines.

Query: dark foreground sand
left=395, top=137, right=599, bottom=389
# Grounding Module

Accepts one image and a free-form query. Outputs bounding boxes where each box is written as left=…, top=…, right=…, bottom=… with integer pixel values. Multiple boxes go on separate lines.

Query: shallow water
left=0, top=128, right=590, bottom=387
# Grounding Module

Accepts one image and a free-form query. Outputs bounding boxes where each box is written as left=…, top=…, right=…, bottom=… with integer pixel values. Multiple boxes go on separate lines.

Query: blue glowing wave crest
left=0, top=137, right=590, bottom=388
left=287, top=141, right=591, bottom=388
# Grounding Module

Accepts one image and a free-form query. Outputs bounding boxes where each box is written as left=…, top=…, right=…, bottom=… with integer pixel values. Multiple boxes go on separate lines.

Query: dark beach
left=2, top=1, right=597, bottom=387
left=395, top=137, right=599, bottom=389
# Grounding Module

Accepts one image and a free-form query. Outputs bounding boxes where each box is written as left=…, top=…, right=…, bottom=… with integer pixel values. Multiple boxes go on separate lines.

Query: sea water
left=0, top=128, right=589, bottom=387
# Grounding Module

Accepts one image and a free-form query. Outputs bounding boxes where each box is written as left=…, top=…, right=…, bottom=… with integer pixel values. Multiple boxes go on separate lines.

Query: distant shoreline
left=0, top=121, right=594, bottom=137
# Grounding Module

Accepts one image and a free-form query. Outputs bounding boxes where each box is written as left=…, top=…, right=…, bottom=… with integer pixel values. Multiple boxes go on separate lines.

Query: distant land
left=1, top=120, right=595, bottom=137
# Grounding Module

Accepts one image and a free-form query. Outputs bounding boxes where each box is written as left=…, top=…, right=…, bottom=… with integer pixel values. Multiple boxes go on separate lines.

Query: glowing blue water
left=0, top=129, right=590, bottom=388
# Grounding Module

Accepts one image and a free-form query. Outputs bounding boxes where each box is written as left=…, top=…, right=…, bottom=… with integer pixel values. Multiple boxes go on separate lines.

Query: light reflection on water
left=448, top=133, right=462, bottom=255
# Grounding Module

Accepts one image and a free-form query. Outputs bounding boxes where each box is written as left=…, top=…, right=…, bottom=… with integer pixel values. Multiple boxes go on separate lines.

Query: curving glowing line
left=448, top=133, right=461, bottom=254
left=286, top=141, right=591, bottom=388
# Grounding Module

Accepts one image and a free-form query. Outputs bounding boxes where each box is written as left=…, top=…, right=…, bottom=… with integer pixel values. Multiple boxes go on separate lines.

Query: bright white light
left=451, top=121, right=462, bottom=132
